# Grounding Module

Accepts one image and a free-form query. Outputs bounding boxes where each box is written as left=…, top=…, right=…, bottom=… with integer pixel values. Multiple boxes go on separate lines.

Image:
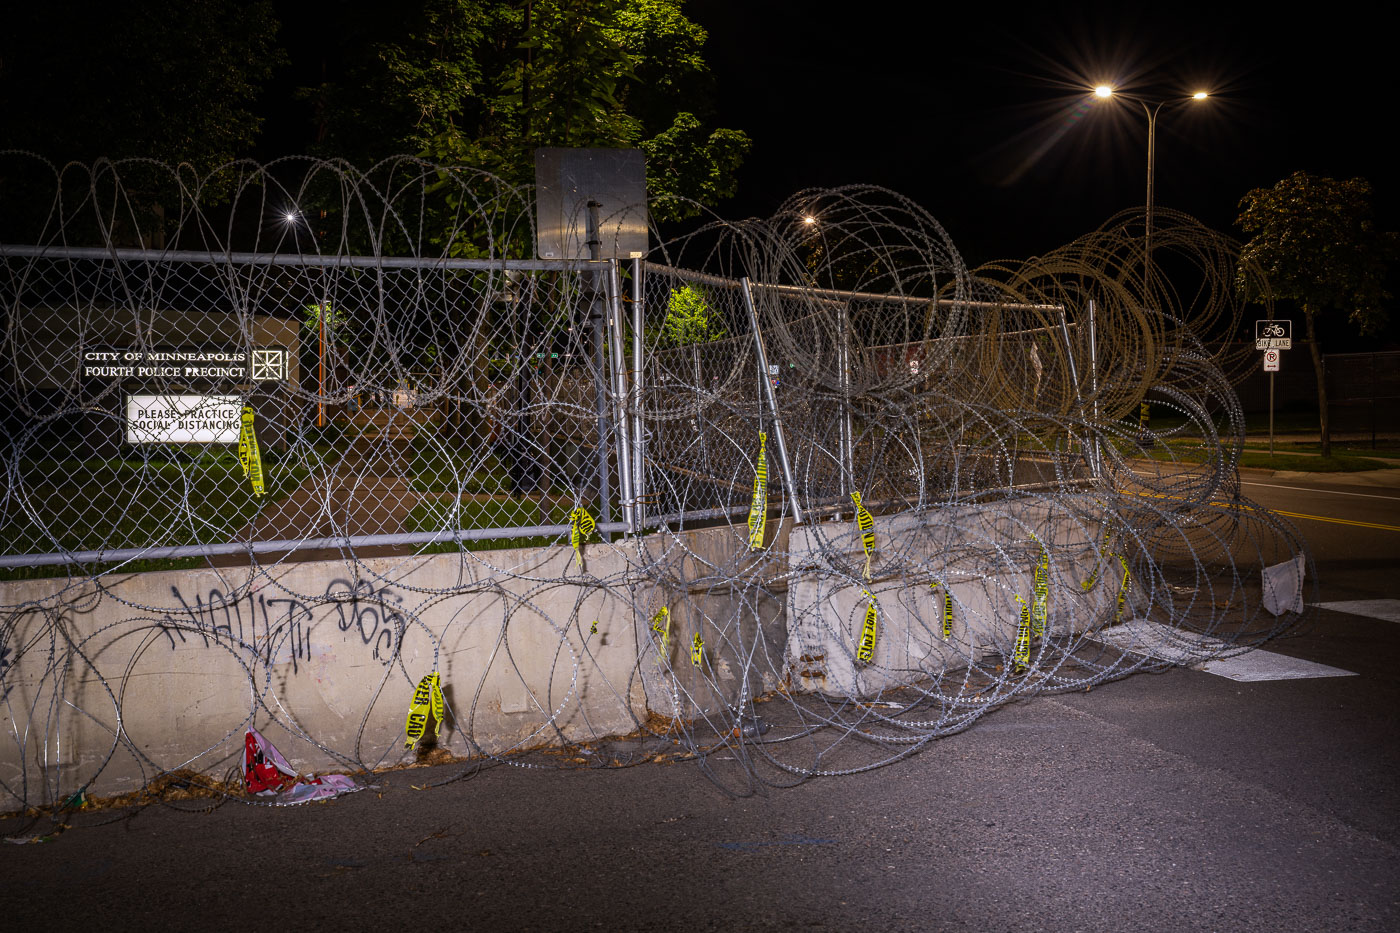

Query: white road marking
left=1092, top=618, right=1356, bottom=681
left=1199, top=653, right=1356, bottom=682
left=1239, top=481, right=1400, bottom=502
left=1313, top=599, right=1400, bottom=624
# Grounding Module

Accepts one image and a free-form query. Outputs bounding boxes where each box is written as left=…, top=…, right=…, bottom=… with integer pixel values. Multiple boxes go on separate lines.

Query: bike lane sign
left=1255, top=319, right=1292, bottom=349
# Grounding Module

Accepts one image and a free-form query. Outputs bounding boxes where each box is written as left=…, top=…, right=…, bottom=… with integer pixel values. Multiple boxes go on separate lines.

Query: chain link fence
left=0, top=157, right=1312, bottom=812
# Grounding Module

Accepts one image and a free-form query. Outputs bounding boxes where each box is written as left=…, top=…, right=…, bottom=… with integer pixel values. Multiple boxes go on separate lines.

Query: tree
left=1236, top=171, right=1396, bottom=457
left=659, top=284, right=726, bottom=347
left=298, top=0, right=749, bottom=222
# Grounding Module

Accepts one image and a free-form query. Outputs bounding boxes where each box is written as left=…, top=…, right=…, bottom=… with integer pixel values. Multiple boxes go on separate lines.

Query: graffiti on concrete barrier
left=160, top=577, right=405, bottom=673
left=325, top=578, right=404, bottom=663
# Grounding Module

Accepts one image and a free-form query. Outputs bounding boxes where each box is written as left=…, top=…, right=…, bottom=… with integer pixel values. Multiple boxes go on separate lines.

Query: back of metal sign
left=534, top=148, right=648, bottom=260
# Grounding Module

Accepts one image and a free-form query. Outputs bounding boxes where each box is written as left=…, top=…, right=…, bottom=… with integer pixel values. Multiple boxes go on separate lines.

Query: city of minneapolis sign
left=81, top=347, right=289, bottom=382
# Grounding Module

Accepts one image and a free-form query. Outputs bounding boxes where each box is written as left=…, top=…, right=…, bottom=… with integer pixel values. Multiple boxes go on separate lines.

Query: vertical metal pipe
left=838, top=302, right=854, bottom=494
left=586, top=201, right=612, bottom=538
left=606, top=259, right=633, bottom=534
left=741, top=277, right=803, bottom=524
left=631, top=258, right=646, bottom=531
left=1057, top=309, right=1086, bottom=470
left=1088, top=298, right=1100, bottom=478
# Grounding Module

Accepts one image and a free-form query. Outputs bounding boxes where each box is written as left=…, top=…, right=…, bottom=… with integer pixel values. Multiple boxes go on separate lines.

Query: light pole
left=1092, top=86, right=1209, bottom=295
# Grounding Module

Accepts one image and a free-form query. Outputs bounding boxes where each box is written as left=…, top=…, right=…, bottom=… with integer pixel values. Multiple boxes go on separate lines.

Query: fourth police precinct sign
left=81, top=347, right=288, bottom=382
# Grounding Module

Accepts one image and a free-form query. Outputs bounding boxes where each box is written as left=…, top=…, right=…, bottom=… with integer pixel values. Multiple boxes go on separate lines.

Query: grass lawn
left=1, top=452, right=310, bottom=580
left=409, top=440, right=510, bottom=495
left=405, top=495, right=590, bottom=554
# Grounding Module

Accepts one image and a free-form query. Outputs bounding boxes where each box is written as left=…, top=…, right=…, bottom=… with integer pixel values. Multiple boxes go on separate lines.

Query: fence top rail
left=640, top=262, right=745, bottom=289
left=0, top=243, right=611, bottom=272
left=750, top=280, right=1065, bottom=313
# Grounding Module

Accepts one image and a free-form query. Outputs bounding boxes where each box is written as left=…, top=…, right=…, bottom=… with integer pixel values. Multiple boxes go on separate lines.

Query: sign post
left=1256, top=321, right=1291, bottom=458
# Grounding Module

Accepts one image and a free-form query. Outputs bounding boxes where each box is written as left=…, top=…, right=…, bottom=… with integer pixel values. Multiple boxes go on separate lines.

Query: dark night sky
left=684, top=2, right=1393, bottom=269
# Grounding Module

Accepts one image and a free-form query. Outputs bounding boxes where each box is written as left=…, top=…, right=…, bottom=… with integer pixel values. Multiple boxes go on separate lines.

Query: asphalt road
left=3, top=468, right=1398, bottom=932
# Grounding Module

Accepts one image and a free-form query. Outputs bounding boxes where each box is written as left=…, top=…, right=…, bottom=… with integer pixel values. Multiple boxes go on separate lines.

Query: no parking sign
left=1263, top=349, right=1280, bottom=372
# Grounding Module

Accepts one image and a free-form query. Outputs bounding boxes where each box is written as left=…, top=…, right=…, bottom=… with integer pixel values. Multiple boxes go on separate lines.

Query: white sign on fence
left=126, top=394, right=241, bottom=444
left=1255, top=319, right=1292, bottom=350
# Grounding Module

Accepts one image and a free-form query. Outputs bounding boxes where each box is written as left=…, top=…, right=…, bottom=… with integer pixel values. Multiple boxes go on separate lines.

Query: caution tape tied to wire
left=651, top=606, right=671, bottom=658
left=747, top=432, right=768, bottom=551
left=691, top=632, right=704, bottom=668
left=569, top=507, right=595, bottom=569
left=857, top=590, right=878, bottom=664
left=1032, top=537, right=1049, bottom=638
left=404, top=672, right=445, bottom=750
left=237, top=406, right=264, bottom=497
left=1082, top=526, right=1113, bottom=592
left=1115, top=555, right=1132, bottom=622
left=851, top=491, right=875, bottom=580
left=933, top=581, right=953, bottom=640
left=1013, top=595, right=1031, bottom=673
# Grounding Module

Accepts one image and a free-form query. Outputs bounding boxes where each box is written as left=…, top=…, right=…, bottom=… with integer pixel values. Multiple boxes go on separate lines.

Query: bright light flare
left=1192, top=91, right=1209, bottom=100
left=283, top=210, right=299, bottom=223
left=802, top=215, right=817, bottom=225
left=1094, top=85, right=1113, bottom=98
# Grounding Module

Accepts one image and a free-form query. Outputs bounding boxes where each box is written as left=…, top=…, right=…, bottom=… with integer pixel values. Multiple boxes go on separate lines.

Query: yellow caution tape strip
left=1013, top=595, right=1031, bottom=673
left=691, top=632, right=704, bottom=668
left=1115, top=554, right=1131, bottom=623
left=237, top=406, right=265, bottom=497
left=569, top=507, right=596, bottom=568
left=651, top=606, right=671, bottom=657
left=1081, top=525, right=1112, bottom=592
left=404, top=671, right=444, bottom=750
left=933, top=582, right=953, bottom=640
left=857, top=590, right=878, bottom=664
left=747, top=432, right=768, bottom=550
left=852, top=491, right=876, bottom=581
left=1032, top=538, right=1049, bottom=638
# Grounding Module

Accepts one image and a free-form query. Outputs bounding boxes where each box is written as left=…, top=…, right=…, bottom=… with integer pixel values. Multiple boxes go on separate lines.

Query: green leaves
left=1236, top=171, right=1394, bottom=335
left=301, top=1, right=748, bottom=222
left=642, top=113, right=751, bottom=222
left=659, top=285, right=726, bottom=347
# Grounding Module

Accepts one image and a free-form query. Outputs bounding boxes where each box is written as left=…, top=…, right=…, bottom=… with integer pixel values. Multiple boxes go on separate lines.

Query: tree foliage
left=658, top=284, right=726, bottom=347
left=1236, top=171, right=1394, bottom=334
left=303, top=1, right=749, bottom=220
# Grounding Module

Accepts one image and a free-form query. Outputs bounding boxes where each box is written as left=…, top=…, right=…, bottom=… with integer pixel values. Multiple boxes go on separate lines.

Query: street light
left=1091, top=85, right=1210, bottom=294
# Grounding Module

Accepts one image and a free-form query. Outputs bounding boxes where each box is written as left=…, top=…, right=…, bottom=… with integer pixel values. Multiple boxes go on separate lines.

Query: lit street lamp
left=1092, top=85, right=1210, bottom=294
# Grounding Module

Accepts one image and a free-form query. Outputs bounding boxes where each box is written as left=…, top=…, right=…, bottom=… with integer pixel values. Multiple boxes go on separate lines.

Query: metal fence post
left=1088, top=298, right=1100, bottom=478
left=1057, top=308, right=1087, bottom=471
left=741, top=277, right=803, bottom=525
left=607, top=259, right=633, bottom=534
left=631, top=258, right=646, bottom=531
left=838, top=301, right=855, bottom=495
left=585, top=201, right=613, bottom=539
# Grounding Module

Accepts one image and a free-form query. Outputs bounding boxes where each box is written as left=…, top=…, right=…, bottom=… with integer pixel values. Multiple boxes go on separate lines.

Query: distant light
left=1192, top=91, right=1209, bottom=100
left=1094, top=85, right=1113, bottom=98
left=802, top=216, right=817, bottom=225
left=284, top=211, right=298, bottom=223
